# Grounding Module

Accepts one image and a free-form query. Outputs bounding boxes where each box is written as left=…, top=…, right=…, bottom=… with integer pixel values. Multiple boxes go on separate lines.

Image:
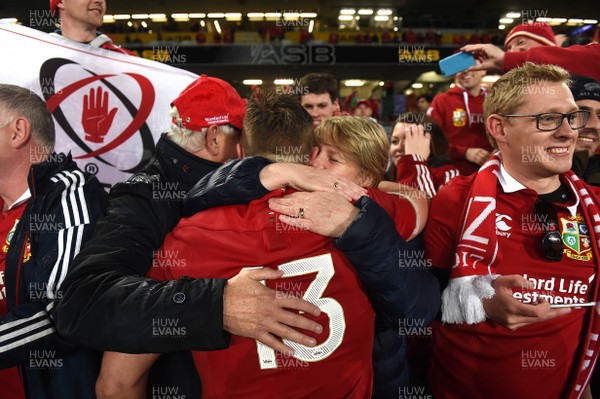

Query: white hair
left=167, top=106, right=236, bottom=153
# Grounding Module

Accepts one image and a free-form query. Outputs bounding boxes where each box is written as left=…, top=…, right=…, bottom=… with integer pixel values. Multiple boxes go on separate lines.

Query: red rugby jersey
left=395, top=154, right=460, bottom=197
left=148, top=189, right=378, bottom=399
left=424, top=172, right=600, bottom=399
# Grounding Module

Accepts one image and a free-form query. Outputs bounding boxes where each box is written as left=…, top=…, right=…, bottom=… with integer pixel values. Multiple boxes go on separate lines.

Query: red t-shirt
left=148, top=189, right=377, bottom=399
left=0, top=198, right=28, bottom=399
left=424, top=174, right=599, bottom=399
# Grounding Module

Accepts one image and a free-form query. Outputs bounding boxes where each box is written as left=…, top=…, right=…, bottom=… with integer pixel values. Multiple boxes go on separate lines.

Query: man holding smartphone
left=428, top=53, right=491, bottom=175
left=425, top=63, right=600, bottom=399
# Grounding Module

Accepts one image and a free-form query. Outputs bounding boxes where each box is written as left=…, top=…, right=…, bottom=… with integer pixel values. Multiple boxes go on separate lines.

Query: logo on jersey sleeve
left=23, top=241, right=32, bottom=263
left=452, top=108, right=467, bottom=127
left=1, top=219, right=31, bottom=262
left=2, top=219, right=20, bottom=254
left=561, top=215, right=593, bottom=262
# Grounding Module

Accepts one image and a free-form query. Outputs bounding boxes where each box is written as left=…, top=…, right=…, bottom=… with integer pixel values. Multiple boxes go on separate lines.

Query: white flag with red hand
left=0, top=22, right=198, bottom=187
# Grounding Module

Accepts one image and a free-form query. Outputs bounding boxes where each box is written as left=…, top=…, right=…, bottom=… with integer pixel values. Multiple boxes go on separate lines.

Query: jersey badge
left=561, top=215, right=593, bottom=262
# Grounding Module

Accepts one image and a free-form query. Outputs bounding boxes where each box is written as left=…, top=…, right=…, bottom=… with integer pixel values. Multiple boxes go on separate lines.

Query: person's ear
left=10, top=117, right=32, bottom=149
left=236, top=142, right=244, bottom=159
left=487, top=114, right=507, bottom=145
left=205, top=124, right=220, bottom=156
left=308, top=146, right=320, bottom=165
left=358, top=172, right=374, bottom=188
left=333, top=98, right=340, bottom=112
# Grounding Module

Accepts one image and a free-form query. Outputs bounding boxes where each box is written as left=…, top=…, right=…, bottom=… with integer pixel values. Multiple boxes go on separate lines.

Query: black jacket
left=54, top=135, right=230, bottom=352
left=54, top=135, right=234, bottom=398
left=185, top=156, right=441, bottom=399
left=1, top=153, right=107, bottom=399
left=572, top=150, right=600, bottom=187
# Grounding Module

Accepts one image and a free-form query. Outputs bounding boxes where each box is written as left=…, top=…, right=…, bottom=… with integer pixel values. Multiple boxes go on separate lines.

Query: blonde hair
left=166, top=107, right=235, bottom=153
left=315, top=116, right=388, bottom=187
left=484, top=62, right=571, bottom=148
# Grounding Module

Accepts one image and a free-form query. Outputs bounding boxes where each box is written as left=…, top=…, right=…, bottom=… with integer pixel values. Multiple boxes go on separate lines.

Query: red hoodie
left=427, top=86, right=491, bottom=175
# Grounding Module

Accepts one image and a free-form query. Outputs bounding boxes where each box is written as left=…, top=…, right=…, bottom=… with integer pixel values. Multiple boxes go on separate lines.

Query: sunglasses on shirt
left=534, top=201, right=563, bottom=261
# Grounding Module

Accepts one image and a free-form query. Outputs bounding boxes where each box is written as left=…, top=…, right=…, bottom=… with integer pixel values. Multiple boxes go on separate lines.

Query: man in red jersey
left=98, top=93, right=439, bottom=399
left=425, top=63, right=600, bottom=399
left=149, top=94, right=376, bottom=398
left=427, top=57, right=492, bottom=175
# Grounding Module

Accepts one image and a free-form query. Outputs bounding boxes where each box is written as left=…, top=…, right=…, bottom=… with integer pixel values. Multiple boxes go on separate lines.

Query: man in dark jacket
left=570, top=75, right=600, bottom=186
left=0, top=84, right=107, bottom=398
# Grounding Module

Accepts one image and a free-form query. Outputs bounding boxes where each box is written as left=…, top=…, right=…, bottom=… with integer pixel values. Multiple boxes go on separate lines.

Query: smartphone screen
left=549, top=302, right=596, bottom=309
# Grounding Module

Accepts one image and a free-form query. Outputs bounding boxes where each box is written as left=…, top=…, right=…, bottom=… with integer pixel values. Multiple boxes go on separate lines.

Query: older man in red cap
left=461, top=24, right=600, bottom=81
left=166, top=74, right=245, bottom=162
left=49, top=0, right=132, bottom=54
left=54, top=75, right=323, bottom=398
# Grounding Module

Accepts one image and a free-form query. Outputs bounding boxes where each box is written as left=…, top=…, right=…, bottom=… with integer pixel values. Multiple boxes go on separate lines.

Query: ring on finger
left=298, top=207, right=305, bottom=219
left=333, top=182, right=340, bottom=188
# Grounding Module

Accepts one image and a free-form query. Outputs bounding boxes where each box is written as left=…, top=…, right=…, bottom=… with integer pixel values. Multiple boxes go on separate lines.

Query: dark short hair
left=243, top=92, right=314, bottom=162
left=417, top=94, right=433, bottom=103
left=0, top=84, right=55, bottom=150
left=298, top=73, right=338, bottom=103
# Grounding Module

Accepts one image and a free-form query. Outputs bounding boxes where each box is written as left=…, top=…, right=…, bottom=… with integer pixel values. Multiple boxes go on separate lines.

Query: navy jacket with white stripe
left=1, top=153, right=107, bottom=399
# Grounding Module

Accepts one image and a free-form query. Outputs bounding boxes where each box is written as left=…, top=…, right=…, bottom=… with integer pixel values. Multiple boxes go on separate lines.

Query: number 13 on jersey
left=250, top=254, right=346, bottom=370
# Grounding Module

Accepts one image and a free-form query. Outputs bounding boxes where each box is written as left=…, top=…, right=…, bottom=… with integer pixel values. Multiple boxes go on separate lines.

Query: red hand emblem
left=81, top=86, right=118, bottom=143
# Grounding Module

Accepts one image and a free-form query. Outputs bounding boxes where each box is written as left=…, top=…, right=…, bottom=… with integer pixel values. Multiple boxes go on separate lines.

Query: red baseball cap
left=171, top=74, right=246, bottom=131
left=355, top=99, right=372, bottom=109
left=504, top=23, right=557, bottom=50
left=50, top=0, right=60, bottom=13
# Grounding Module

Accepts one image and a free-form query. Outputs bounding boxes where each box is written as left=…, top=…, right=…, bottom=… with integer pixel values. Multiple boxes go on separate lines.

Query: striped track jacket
left=0, top=152, right=106, bottom=399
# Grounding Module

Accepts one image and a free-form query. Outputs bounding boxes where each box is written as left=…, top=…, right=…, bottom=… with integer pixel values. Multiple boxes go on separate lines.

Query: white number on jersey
left=249, top=254, right=346, bottom=370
